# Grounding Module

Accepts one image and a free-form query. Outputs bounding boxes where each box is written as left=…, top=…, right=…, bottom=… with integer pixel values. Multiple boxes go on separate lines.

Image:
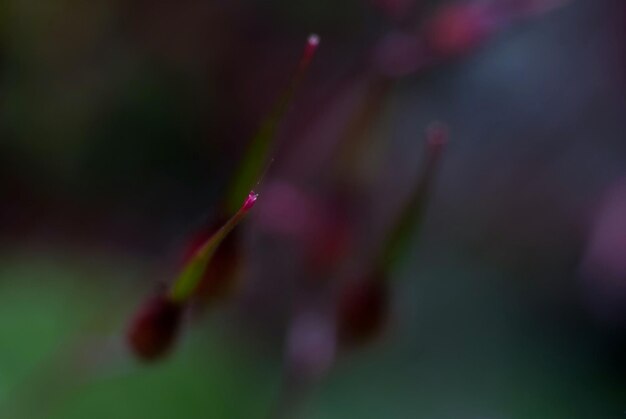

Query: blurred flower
left=286, top=309, right=336, bottom=381
left=255, top=180, right=354, bottom=276
left=424, top=2, right=498, bottom=58
left=255, top=179, right=320, bottom=239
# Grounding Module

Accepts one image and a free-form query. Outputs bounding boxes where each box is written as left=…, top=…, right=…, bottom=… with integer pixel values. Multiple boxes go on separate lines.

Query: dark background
left=1, top=0, right=625, bottom=418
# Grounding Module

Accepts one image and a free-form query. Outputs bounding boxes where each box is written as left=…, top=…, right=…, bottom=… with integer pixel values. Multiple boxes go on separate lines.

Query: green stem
left=225, top=35, right=320, bottom=213
left=169, top=192, right=258, bottom=302
left=377, top=123, right=448, bottom=273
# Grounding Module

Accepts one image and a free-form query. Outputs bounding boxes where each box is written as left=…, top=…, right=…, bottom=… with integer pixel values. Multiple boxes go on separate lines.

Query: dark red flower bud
left=127, top=294, right=183, bottom=361
left=337, top=272, right=389, bottom=346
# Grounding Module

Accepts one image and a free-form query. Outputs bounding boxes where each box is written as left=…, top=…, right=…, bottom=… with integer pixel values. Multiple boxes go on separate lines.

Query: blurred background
left=1, top=0, right=625, bottom=418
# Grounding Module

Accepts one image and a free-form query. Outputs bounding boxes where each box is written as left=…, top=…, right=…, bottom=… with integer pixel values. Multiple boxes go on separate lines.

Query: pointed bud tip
left=242, top=191, right=259, bottom=211
left=307, top=34, right=320, bottom=47
left=299, top=34, right=320, bottom=68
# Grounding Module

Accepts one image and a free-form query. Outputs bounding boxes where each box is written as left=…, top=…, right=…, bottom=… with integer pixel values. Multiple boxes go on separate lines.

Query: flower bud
left=127, top=294, right=183, bottom=361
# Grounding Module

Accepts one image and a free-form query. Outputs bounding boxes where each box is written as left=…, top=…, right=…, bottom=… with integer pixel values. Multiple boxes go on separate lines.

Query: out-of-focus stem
left=377, top=123, right=448, bottom=272
left=331, top=75, right=394, bottom=183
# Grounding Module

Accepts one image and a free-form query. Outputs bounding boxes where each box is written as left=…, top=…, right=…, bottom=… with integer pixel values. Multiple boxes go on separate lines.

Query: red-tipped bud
left=298, top=34, right=320, bottom=73
left=242, top=191, right=259, bottom=211
left=127, top=295, right=183, bottom=361
left=337, top=272, right=389, bottom=346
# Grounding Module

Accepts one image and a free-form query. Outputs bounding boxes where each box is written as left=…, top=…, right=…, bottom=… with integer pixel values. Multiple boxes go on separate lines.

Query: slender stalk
left=377, top=123, right=448, bottom=272
left=331, top=75, right=394, bottom=183
left=225, top=35, right=320, bottom=213
left=169, top=192, right=258, bottom=302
